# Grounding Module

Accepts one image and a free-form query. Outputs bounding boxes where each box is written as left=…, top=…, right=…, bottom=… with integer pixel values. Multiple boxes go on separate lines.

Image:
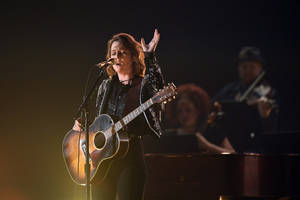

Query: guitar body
left=62, top=114, right=129, bottom=185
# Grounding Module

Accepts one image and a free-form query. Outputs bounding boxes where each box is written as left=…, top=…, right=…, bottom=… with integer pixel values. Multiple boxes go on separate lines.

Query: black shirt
left=102, top=75, right=149, bottom=138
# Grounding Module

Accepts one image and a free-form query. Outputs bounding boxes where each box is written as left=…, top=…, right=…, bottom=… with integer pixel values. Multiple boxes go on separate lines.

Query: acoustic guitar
left=62, top=83, right=176, bottom=185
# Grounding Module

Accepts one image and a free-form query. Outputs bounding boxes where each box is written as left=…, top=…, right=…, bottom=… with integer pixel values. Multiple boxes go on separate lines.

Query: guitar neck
left=113, top=98, right=154, bottom=132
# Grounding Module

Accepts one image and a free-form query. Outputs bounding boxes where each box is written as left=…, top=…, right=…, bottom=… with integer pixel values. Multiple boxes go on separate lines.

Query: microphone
left=95, top=58, right=115, bottom=68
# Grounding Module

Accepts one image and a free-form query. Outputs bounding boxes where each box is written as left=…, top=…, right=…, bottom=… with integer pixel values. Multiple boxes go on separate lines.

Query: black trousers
left=92, top=138, right=147, bottom=200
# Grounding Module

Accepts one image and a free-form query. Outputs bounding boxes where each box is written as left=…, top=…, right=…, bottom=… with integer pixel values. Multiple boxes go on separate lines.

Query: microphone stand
left=75, top=66, right=108, bottom=200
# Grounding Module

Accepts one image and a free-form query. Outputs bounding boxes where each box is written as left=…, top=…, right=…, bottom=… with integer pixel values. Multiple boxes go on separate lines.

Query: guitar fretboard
left=113, top=98, right=153, bottom=132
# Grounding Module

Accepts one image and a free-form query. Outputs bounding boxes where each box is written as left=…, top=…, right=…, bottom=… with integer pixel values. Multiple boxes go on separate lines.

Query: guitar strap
left=140, top=74, right=162, bottom=139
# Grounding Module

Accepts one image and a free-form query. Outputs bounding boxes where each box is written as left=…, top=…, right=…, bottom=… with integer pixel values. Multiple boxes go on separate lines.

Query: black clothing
left=92, top=137, right=146, bottom=200
left=96, top=53, right=165, bottom=138
left=106, top=76, right=130, bottom=119
left=93, top=52, right=165, bottom=200
left=208, top=80, right=279, bottom=153
left=101, top=76, right=148, bottom=138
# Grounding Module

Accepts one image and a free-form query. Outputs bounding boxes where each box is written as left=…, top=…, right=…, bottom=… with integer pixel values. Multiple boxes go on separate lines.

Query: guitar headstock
left=152, top=83, right=177, bottom=104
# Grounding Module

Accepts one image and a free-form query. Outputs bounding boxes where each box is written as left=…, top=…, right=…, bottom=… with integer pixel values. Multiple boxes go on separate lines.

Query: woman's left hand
left=141, top=29, right=160, bottom=52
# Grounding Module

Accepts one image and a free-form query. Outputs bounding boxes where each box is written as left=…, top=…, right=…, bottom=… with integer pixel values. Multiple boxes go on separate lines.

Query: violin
left=236, top=70, right=276, bottom=108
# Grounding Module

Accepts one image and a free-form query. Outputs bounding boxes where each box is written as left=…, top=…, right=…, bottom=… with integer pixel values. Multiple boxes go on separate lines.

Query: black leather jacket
left=96, top=52, right=165, bottom=139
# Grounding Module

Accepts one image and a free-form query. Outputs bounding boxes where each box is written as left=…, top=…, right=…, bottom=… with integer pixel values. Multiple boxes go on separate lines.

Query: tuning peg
left=168, top=98, right=172, bottom=102
left=173, top=96, right=176, bottom=99
left=163, top=101, right=167, bottom=104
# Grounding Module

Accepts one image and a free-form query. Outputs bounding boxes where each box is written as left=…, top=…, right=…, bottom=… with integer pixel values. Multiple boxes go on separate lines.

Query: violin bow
left=239, top=70, right=266, bottom=102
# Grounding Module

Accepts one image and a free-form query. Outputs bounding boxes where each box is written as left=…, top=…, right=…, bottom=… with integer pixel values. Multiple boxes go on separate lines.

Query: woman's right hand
left=72, top=120, right=82, bottom=132
left=141, top=29, right=160, bottom=53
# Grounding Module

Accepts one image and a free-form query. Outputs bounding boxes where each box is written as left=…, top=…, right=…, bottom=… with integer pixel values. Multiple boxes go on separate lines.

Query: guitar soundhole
left=94, top=132, right=106, bottom=149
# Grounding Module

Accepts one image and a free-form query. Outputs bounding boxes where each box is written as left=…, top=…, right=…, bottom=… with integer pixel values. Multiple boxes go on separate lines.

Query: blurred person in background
left=212, top=46, right=279, bottom=153
left=165, top=83, right=235, bottom=153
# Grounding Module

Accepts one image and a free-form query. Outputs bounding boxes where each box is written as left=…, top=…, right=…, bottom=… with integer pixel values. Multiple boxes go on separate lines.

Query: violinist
left=212, top=46, right=279, bottom=153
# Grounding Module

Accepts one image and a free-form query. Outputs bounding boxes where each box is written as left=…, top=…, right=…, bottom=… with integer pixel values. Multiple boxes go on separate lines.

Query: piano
left=144, top=153, right=300, bottom=200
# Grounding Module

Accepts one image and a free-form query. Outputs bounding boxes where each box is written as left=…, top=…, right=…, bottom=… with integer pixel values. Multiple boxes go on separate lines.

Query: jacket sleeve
left=141, top=52, right=166, bottom=139
left=144, top=52, right=165, bottom=90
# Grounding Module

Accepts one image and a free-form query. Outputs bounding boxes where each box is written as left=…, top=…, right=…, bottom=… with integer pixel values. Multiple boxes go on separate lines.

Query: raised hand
left=141, top=29, right=160, bottom=52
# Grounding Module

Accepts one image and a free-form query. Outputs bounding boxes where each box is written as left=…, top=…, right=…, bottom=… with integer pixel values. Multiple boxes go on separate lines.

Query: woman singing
left=72, top=29, right=165, bottom=200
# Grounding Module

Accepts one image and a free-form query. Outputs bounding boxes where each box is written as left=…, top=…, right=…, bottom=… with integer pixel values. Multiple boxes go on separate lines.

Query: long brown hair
left=106, top=33, right=146, bottom=77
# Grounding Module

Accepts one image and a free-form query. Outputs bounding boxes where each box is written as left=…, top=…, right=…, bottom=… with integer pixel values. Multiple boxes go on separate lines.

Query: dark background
left=1, top=1, right=300, bottom=199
